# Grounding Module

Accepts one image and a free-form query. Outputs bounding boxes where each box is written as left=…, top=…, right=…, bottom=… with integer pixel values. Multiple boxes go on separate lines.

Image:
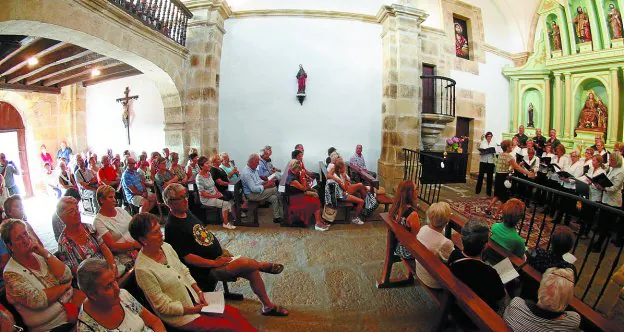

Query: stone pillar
left=563, top=72, right=572, bottom=138
left=511, top=78, right=519, bottom=131
left=543, top=77, right=551, bottom=131
left=376, top=4, right=427, bottom=194
left=184, top=0, right=231, bottom=156
left=609, top=67, right=620, bottom=144
left=553, top=73, right=562, bottom=132
left=60, top=84, right=88, bottom=152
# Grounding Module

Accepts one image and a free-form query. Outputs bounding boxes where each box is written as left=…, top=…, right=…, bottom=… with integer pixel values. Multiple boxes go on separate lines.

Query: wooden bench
left=378, top=212, right=511, bottom=331
left=318, top=161, right=354, bottom=223
left=347, top=163, right=379, bottom=189
left=437, top=203, right=619, bottom=332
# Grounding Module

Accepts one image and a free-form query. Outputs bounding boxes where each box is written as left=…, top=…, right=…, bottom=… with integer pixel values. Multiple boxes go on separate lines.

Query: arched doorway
left=0, top=101, right=32, bottom=197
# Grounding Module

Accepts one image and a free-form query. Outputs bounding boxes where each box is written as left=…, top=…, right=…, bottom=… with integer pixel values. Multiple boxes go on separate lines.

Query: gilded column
left=609, top=67, right=621, bottom=144
left=543, top=77, right=551, bottom=131
left=553, top=74, right=562, bottom=132
left=563, top=73, right=572, bottom=138
left=511, top=78, right=519, bottom=131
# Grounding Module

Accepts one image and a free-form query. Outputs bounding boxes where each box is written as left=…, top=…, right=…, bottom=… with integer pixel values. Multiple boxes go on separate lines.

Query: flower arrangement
left=445, top=136, right=468, bottom=153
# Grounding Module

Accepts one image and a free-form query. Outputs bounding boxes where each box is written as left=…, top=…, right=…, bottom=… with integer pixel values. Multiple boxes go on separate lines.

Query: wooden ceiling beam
left=43, top=60, right=124, bottom=87
left=82, top=69, right=142, bottom=87
left=0, top=36, right=35, bottom=67
left=0, top=39, right=64, bottom=77
left=56, top=64, right=135, bottom=88
left=0, top=83, right=60, bottom=94
left=6, top=46, right=91, bottom=84
left=26, top=53, right=107, bottom=85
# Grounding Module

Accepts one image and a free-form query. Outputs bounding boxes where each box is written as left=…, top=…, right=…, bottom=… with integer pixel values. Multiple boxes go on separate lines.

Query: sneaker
left=315, top=224, right=330, bottom=231
left=351, top=217, right=364, bottom=225
left=223, top=223, right=237, bottom=230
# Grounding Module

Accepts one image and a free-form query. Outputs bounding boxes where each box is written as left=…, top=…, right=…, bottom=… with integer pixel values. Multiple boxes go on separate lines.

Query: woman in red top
left=40, top=144, right=53, bottom=168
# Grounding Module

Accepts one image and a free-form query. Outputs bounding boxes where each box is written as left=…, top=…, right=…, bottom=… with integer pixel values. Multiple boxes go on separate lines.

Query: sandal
left=261, top=263, right=284, bottom=274
left=262, top=305, right=289, bottom=317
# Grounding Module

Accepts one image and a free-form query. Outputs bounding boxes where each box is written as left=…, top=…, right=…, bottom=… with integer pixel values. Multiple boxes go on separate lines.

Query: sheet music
left=201, top=291, right=225, bottom=314
left=188, top=183, right=195, bottom=191
left=279, top=185, right=285, bottom=193
left=228, top=184, right=235, bottom=192
left=495, top=146, right=503, bottom=154
left=493, top=258, right=519, bottom=284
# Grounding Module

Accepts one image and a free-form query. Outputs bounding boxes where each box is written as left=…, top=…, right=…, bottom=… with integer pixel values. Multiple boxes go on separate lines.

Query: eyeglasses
left=169, top=193, right=189, bottom=201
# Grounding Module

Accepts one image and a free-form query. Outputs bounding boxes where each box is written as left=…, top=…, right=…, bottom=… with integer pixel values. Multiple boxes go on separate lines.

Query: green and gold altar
left=502, top=0, right=624, bottom=151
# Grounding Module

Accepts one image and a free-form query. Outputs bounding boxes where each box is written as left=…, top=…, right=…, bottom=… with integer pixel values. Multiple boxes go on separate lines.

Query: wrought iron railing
left=420, top=75, right=456, bottom=117
left=109, top=0, right=193, bottom=46
left=509, top=175, right=624, bottom=310
left=403, top=148, right=442, bottom=205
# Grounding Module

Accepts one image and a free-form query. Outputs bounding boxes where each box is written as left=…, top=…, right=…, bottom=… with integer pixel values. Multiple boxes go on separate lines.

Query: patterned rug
left=449, top=197, right=556, bottom=249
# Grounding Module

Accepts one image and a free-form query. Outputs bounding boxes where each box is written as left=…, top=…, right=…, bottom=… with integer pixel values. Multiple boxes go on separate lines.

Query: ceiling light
left=91, top=68, right=101, bottom=77
left=27, top=57, right=38, bottom=66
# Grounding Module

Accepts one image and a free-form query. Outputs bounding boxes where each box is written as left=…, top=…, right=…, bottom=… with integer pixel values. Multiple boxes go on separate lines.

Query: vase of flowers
left=446, top=136, right=468, bottom=153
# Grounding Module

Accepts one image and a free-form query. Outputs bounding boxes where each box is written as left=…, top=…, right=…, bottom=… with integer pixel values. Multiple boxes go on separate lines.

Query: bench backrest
left=346, top=162, right=379, bottom=188
left=380, top=212, right=511, bottom=331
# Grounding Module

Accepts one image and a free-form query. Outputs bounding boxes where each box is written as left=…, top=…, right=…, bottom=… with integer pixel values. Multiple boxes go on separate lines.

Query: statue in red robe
left=296, top=65, right=307, bottom=94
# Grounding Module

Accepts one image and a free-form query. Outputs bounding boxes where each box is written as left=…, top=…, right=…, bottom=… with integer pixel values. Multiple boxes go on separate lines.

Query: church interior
left=1, top=0, right=624, bottom=331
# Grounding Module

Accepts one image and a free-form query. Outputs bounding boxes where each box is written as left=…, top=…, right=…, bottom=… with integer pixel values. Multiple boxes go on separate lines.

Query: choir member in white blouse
left=522, top=147, right=540, bottom=173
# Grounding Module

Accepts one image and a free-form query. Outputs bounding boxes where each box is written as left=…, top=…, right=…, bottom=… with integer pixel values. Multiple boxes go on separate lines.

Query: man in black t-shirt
left=513, top=125, right=529, bottom=148
left=447, top=220, right=506, bottom=319
left=531, top=128, right=547, bottom=156
left=163, top=183, right=289, bottom=316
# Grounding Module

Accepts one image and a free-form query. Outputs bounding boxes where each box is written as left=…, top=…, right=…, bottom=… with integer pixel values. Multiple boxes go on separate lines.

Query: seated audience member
left=326, top=159, right=364, bottom=224
left=326, top=147, right=337, bottom=165
left=196, top=156, right=236, bottom=230
left=258, top=146, right=281, bottom=181
left=130, top=213, right=257, bottom=330
left=74, top=153, right=99, bottom=208
left=88, top=156, right=100, bottom=174
left=292, top=150, right=316, bottom=187
left=43, top=162, right=62, bottom=198
left=338, top=158, right=368, bottom=198
left=287, top=160, right=329, bottom=231
left=448, top=220, right=506, bottom=313
left=40, top=144, right=54, bottom=168
left=122, top=157, right=157, bottom=213
left=137, top=158, right=153, bottom=188
left=163, top=184, right=288, bottom=316
left=149, top=151, right=161, bottom=177
left=209, top=155, right=235, bottom=202
left=186, top=152, right=199, bottom=184
left=58, top=161, right=81, bottom=200
left=76, top=258, right=166, bottom=332
left=490, top=198, right=527, bottom=258
left=241, top=154, right=283, bottom=223
left=390, top=180, right=421, bottom=271
left=293, top=144, right=319, bottom=181
left=96, top=155, right=119, bottom=188
left=349, top=144, right=377, bottom=178
left=162, top=148, right=172, bottom=169
left=112, top=157, right=123, bottom=180
left=56, top=197, right=121, bottom=276
left=154, top=156, right=178, bottom=193
left=528, top=226, right=577, bottom=278
left=220, top=152, right=240, bottom=181
left=94, top=185, right=140, bottom=268
left=415, top=202, right=455, bottom=289
left=2, top=218, right=86, bottom=332
left=3, top=195, right=44, bottom=246
left=169, top=152, right=189, bottom=185
left=504, top=268, right=580, bottom=331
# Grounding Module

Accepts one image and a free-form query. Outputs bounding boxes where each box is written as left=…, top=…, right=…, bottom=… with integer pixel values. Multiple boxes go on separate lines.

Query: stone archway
left=0, top=0, right=189, bottom=153
left=0, top=102, right=32, bottom=196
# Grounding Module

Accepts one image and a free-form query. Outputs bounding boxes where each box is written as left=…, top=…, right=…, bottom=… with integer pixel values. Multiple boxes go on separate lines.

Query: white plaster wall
left=85, top=75, right=165, bottom=156
left=219, top=17, right=382, bottom=171
left=450, top=52, right=512, bottom=142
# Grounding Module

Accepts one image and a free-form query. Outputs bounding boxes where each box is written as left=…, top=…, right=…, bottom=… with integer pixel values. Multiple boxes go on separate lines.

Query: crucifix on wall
left=116, top=87, right=139, bottom=145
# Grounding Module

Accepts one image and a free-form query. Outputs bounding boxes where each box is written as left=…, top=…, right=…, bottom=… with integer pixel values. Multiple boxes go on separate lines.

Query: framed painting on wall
left=453, top=16, right=470, bottom=60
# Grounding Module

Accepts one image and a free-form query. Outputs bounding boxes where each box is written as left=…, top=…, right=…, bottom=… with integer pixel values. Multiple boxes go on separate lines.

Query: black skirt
left=494, top=172, right=510, bottom=202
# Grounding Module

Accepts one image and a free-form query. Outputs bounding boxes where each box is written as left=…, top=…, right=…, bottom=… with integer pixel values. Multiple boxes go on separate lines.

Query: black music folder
left=515, top=153, right=524, bottom=163
left=478, top=147, right=496, bottom=154
left=556, top=171, right=574, bottom=179
left=589, top=173, right=613, bottom=188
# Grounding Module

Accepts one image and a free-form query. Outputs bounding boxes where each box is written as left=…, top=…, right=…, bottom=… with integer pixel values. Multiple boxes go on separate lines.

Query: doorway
left=0, top=101, right=33, bottom=196
left=422, top=64, right=436, bottom=114
left=455, top=117, right=472, bottom=153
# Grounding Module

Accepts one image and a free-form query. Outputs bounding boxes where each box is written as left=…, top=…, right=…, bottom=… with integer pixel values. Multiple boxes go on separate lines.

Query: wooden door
left=422, top=64, right=435, bottom=114
left=455, top=117, right=471, bottom=153
left=0, top=102, right=33, bottom=196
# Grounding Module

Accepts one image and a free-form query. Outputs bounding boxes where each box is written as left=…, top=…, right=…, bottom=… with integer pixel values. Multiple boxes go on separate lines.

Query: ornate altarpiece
left=503, top=0, right=624, bottom=151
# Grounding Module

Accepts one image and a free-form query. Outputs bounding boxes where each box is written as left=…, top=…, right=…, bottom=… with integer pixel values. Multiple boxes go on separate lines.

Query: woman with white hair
left=219, top=152, right=240, bottom=181
left=504, top=267, right=580, bottom=331
left=592, top=151, right=624, bottom=251
left=76, top=258, right=166, bottom=332
left=415, top=202, right=455, bottom=289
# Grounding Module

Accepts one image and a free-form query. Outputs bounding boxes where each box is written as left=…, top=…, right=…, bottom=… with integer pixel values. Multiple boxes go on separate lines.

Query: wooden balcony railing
left=109, top=0, right=193, bottom=46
